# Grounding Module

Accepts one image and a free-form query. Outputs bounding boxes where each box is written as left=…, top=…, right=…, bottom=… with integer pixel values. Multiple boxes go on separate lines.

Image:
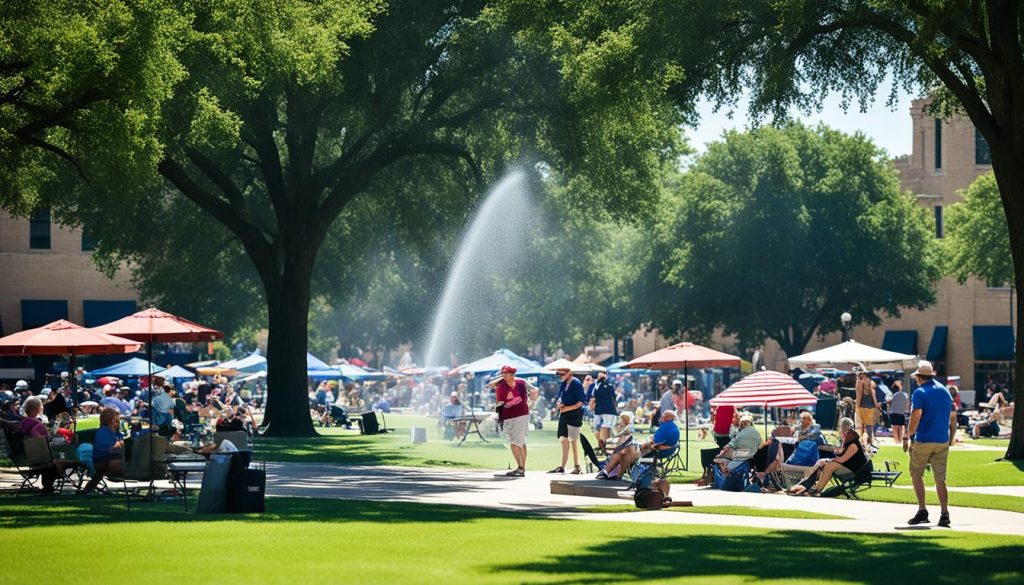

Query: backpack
left=634, top=487, right=667, bottom=509
left=713, top=460, right=751, bottom=492
left=786, top=440, right=819, bottom=467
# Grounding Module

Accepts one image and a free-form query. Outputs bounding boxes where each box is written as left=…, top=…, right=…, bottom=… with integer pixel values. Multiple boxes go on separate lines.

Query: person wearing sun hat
left=904, top=359, right=956, bottom=528
left=493, top=365, right=537, bottom=477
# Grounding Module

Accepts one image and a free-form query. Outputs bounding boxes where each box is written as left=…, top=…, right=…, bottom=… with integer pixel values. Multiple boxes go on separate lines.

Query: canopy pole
left=147, top=337, right=154, bottom=475
left=68, top=353, right=77, bottom=416
left=684, top=364, right=689, bottom=472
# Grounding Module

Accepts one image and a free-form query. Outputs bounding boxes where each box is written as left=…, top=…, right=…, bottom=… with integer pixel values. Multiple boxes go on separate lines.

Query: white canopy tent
left=542, top=358, right=606, bottom=375
left=787, top=340, right=918, bottom=370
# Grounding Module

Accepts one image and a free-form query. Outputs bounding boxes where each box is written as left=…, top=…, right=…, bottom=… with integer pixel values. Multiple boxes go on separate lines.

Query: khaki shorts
left=503, top=414, right=529, bottom=447
left=857, top=407, right=877, bottom=425
left=909, top=441, right=950, bottom=482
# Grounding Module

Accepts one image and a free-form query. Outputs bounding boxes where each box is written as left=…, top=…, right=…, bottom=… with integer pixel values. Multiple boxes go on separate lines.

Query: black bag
left=226, top=456, right=265, bottom=514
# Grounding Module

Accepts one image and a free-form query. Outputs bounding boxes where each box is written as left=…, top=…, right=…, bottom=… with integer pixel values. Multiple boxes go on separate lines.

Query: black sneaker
left=908, top=510, right=930, bottom=525
left=938, top=513, right=951, bottom=527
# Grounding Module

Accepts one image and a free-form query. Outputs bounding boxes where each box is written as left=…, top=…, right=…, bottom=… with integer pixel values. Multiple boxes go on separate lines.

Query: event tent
left=88, top=357, right=164, bottom=377
left=451, top=349, right=545, bottom=376
left=787, top=340, right=918, bottom=370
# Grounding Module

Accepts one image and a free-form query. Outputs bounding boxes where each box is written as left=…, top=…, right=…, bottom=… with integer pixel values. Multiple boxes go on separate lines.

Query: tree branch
left=184, top=146, right=246, bottom=210
left=157, top=157, right=270, bottom=258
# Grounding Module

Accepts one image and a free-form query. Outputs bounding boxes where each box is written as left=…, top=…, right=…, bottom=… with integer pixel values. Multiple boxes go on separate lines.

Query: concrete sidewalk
left=265, top=462, right=1024, bottom=536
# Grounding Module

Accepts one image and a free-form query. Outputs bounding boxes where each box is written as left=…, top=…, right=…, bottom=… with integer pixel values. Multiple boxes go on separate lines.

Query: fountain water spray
left=423, top=170, right=536, bottom=367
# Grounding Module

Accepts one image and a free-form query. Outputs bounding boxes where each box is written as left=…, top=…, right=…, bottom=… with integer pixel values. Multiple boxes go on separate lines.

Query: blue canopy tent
left=88, top=357, right=165, bottom=377
left=160, top=365, right=196, bottom=380
left=452, top=348, right=545, bottom=376
left=306, top=353, right=333, bottom=371
left=217, top=350, right=267, bottom=373
left=307, top=363, right=386, bottom=381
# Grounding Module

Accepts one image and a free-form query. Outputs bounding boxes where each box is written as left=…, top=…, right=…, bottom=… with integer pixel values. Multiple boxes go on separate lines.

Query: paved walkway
left=265, top=462, right=1024, bottom=537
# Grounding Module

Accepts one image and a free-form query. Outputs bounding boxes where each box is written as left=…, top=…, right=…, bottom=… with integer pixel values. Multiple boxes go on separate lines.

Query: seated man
left=715, top=414, right=761, bottom=472
left=440, top=392, right=466, bottom=439
left=596, top=410, right=679, bottom=480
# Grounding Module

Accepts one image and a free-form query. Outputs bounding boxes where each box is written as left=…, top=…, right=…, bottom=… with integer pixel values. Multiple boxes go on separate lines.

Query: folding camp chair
left=213, top=431, right=250, bottom=450
left=821, top=460, right=874, bottom=499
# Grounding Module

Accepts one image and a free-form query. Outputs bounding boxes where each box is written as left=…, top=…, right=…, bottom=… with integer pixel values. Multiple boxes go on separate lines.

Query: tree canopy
left=648, top=123, right=941, bottom=357
left=1, top=0, right=684, bottom=435
left=946, top=172, right=1014, bottom=288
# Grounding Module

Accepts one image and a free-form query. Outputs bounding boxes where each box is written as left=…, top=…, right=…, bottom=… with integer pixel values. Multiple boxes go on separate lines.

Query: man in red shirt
left=494, top=365, right=537, bottom=477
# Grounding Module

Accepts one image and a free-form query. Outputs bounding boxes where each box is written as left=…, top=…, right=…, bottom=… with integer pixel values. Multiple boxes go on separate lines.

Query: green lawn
left=256, top=413, right=709, bottom=481
left=1, top=496, right=1021, bottom=584
left=855, top=486, right=1024, bottom=514
left=582, top=504, right=851, bottom=520
left=870, top=445, right=1024, bottom=487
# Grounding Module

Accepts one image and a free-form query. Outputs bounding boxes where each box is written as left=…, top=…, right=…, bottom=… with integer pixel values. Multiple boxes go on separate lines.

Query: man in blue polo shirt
left=904, top=360, right=956, bottom=527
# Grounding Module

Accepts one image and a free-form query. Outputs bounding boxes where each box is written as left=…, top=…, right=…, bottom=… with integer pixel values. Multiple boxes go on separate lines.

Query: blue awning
left=926, top=326, right=948, bottom=362
left=83, top=300, right=138, bottom=327
left=973, top=325, right=1015, bottom=361
left=881, top=330, right=918, bottom=355
left=21, top=300, right=68, bottom=329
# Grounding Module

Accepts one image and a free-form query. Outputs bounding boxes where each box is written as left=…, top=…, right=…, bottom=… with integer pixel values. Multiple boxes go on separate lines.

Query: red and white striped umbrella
left=709, top=370, right=817, bottom=408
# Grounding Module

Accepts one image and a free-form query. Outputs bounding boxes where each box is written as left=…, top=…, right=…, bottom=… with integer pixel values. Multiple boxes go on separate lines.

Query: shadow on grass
left=497, top=531, right=1024, bottom=584
left=0, top=495, right=524, bottom=529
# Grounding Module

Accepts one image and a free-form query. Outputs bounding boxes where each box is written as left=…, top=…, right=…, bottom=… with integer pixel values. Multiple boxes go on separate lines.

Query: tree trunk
left=260, top=239, right=318, bottom=438
left=989, top=144, right=1024, bottom=460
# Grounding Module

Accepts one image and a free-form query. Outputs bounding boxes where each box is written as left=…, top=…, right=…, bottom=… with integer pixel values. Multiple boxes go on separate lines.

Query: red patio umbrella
left=710, top=370, right=818, bottom=437
left=0, top=319, right=142, bottom=410
left=626, top=342, right=742, bottom=471
left=94, top=308, right=222, bottom=430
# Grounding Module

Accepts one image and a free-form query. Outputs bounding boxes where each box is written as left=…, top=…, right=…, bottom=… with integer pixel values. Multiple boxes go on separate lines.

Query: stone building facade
left=0, top=209, right=138, bottom=380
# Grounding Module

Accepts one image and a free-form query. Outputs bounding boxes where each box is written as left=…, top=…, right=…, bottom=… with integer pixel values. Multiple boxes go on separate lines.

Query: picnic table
left=452, top=410, right=494, bottom=445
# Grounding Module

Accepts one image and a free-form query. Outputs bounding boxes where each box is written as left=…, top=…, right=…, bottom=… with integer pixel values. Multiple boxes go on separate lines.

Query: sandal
left=570, top=466, right=582, bottom=475
left=504, top=469, right=518, bottom=476
left=548, top=466, right=565, bottom=474
left=512, top=468, right=525, bottom=477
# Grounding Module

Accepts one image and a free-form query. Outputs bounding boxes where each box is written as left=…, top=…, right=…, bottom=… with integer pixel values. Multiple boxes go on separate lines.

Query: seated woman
left=791, top=411, right=822, bottom=444
left=80, top=407, right=125, bottom=494
left=440, top=392, right=466, bottom=439
left=19, top=397, right=63, bottom=493
left=596, top=410, right=679, bottom=480
left=787, top=417, right=867, bottom=496
left=715, top=414, right=762, bottom=472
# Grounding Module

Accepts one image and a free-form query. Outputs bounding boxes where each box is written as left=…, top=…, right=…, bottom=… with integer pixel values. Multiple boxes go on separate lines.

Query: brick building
left=0, top=209, right=138, bottom=381
left=626, top=98, right=1015, bottom=392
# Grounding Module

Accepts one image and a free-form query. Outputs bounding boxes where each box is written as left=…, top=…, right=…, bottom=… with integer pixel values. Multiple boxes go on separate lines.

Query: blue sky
left=687, top=85, right=919, bottom=159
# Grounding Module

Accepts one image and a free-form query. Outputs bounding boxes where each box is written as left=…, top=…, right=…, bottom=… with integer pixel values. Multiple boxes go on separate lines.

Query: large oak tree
left=1, top=1, right=682, bottom=435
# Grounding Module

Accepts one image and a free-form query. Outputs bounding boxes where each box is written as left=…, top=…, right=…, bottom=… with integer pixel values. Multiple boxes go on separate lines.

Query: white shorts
left=594, top=414, right=617, bottom=430
left=503, top=414, right=529, bottom=446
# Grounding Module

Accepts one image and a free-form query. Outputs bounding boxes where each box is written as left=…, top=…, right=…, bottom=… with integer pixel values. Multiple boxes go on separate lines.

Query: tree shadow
left=495, top=531, right=1024, bottom=584
left=0, top=495, right=527, bottom=529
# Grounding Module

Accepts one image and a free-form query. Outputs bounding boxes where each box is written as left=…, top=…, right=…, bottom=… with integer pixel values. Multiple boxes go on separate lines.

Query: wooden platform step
left=550, top=479, right=632, bottom=499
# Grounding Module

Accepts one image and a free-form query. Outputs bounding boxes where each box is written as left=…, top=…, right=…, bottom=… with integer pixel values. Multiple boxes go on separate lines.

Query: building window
left=934, top=205, right=943, bottom=238
left=29, top=209, right=51, bottom=250
left=81, top=231, right=97, bottom=252
left=934, top=118, right=942, bottom=169
left=976, top=127, right=992, bottom=165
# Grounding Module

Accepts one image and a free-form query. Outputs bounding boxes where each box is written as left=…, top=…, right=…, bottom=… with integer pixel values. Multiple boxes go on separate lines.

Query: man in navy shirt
left=550, top=367, right=585, bottom=474
left=904, top=360, right=956, bottom=527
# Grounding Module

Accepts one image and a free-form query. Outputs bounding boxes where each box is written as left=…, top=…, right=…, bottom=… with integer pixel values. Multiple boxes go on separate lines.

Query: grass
left=870, top=445, right=1024, bottom=487
left=0, top=495, right=1021, bottom=584
left=256, top=413, right=708, bottom=481
left=855, top=486, right=1024, bottom=514
left=582, top=504, right=851, bottom=520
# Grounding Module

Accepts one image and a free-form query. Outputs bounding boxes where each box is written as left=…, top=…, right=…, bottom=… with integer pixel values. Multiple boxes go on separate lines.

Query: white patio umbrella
left=787, top=340, right=918, bottom=370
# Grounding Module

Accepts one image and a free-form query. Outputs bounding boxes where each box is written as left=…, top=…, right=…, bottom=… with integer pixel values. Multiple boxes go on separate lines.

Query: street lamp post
left=841, top=312, right=852, bottom=342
